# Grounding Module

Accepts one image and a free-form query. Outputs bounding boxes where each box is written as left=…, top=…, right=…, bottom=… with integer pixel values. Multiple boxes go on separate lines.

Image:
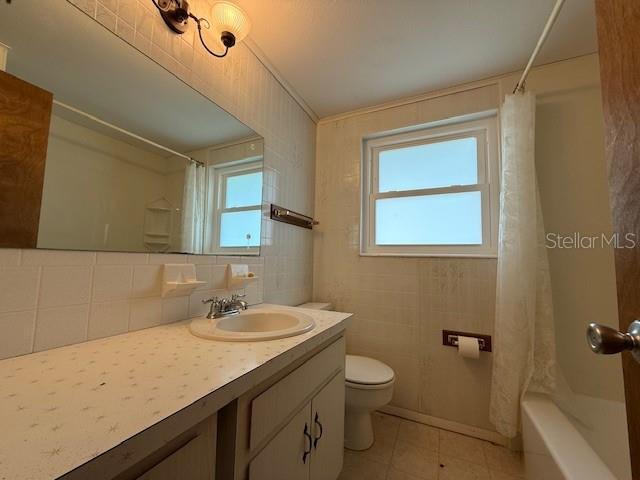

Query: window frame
left=361, top=115, right=499, bottom=257
left=206, top=159, right=263, bottom=255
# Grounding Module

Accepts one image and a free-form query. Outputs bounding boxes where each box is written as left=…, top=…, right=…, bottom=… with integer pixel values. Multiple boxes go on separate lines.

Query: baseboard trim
left=378, top=405, right=509, bottom=447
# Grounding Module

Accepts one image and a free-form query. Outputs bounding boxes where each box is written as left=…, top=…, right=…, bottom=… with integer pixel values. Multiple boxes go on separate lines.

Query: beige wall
left=0, top=0, right=314, bottom=359
left=314, top=54, right=623, bottom=435
left=315, top=84, right=501, bottom=432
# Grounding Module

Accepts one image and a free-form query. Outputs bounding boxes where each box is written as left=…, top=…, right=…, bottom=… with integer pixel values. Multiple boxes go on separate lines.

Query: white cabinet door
left=310, top=372, right=345, bottom=480
left=249, top=403, right=313, bottom=480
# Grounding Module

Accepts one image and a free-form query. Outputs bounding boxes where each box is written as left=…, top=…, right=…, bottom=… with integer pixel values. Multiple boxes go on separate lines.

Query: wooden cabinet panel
left=249, top=403, right=312, bottom=480
left=250, top=337, right=345, bottom=450
left=137, top=432, right=215, bottom=480
left=310, top=372, right=345, bottom=480
left=64, top=413, right=217, bottom=480
left=0, top=70, right=52, bottom=247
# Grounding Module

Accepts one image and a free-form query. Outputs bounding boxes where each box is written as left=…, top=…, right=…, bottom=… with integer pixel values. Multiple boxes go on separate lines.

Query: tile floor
left=338, top=412, right=525, bottom=480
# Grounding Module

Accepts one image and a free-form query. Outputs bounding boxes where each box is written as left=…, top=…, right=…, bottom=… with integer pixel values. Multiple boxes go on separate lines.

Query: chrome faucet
left=202, top=294, right=248, bottom=319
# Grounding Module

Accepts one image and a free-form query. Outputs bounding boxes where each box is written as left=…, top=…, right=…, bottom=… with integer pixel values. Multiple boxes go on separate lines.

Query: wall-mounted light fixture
left=152, top=0, right=250, bottom=58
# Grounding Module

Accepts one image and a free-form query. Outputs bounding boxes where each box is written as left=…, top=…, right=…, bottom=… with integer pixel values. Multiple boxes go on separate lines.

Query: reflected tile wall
left=0, top=0, right=315, bottom=359
left=314, top=84, right=500, bottom=432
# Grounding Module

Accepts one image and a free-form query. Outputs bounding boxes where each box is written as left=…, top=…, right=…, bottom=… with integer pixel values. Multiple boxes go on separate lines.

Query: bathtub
left=521, top=392, right=620, bottom=480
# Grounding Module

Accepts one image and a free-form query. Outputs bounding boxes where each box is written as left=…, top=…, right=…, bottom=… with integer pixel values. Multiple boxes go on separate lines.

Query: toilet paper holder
left=442, top=330, right=492, bottom=353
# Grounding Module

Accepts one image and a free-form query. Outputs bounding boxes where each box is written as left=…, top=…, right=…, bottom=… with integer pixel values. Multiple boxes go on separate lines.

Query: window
left=361, top=115, right=499, bottom=256
left=209, top=160, right=263, bottom=254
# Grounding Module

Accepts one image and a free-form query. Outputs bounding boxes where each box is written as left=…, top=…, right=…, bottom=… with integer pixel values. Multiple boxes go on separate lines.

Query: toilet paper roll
left=458, top=336, right=480, bottom=359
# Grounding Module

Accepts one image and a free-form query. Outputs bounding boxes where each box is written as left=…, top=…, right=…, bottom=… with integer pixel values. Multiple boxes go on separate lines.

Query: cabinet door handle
left=313, top=412, right=323, bottom=449
left=302, top=422, right=312, bottom=464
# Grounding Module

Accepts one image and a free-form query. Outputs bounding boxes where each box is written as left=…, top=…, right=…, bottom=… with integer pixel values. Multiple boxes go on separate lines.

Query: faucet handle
left=202, top=296, right=218, bottom=305
left=232, top=293, right=246, bottom=300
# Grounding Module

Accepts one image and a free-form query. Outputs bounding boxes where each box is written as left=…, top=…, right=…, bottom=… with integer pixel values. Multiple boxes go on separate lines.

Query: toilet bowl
left=344, top=355, right=395, bottom=450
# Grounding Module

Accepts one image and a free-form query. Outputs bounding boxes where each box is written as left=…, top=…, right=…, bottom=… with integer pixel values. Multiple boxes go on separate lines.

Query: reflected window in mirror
left=208, top=159, right=263, bottom=255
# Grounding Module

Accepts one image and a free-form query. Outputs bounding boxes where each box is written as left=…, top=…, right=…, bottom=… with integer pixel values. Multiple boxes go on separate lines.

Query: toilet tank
left=297, top=302, right=333, bottom=311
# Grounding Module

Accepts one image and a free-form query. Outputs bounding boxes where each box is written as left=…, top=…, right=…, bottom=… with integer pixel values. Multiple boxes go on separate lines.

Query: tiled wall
left=0, top=249, right=263, bottom=359
left=314, top=84, right=501, bottom=432
left=0, top=0, right=315, bottom=359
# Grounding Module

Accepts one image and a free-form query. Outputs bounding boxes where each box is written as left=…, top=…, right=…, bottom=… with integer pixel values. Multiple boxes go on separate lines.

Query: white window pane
left=378, top=137, right=477, bottom=192
left=225, top=171, right=263, bottom=208
left=375, top=191, right=482, bottom=245
left=220, top=209, right=261, bottom=247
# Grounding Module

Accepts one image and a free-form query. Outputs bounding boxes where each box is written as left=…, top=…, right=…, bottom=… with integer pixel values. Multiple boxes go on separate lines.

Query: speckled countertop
left=0, top=304, right=351, bottom=480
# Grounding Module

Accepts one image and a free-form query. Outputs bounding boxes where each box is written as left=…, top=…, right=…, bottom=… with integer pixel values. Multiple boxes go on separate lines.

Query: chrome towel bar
left=270, top=204, right=318, bottom=230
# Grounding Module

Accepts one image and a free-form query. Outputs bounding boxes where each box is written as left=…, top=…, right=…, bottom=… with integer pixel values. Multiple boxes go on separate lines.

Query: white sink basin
left=189, top=308, right=315, bottom=342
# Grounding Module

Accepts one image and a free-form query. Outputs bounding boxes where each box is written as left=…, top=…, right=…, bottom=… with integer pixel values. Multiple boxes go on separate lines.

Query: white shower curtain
left=489, top=91, right=556, bottom=438
left=181, top=163, right=205, bottom=253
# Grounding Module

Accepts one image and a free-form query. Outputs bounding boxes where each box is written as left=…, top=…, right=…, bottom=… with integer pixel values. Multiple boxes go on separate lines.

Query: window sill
left=359, top=252, right=497, bottom=259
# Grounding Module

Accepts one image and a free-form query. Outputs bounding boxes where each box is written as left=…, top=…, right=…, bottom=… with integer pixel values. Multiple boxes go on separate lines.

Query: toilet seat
left=345, top=355, right=394, bottom=386
left=346, top=378, right=395, bottom=390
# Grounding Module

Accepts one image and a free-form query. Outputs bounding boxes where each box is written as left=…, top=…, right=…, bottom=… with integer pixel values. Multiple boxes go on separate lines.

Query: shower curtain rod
left=52, top=99, right=205, bottom=167
left=513, top=0, right=565, bottom=93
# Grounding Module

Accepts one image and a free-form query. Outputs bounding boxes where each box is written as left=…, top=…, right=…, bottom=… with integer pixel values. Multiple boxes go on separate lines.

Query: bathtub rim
left=521, top=392, right=617, bottom=480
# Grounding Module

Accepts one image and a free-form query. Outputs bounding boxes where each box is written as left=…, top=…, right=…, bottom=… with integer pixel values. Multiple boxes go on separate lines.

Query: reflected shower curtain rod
left=52, top=99, right=205, bottom=167
left=513, top=0, right=565, bottom=93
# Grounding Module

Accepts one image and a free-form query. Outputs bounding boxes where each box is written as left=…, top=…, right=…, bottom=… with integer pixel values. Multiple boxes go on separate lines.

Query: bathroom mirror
left=0, top=1, right=263, bottom=255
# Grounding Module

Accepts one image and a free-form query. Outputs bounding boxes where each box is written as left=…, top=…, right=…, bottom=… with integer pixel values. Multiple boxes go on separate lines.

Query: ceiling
left=234, top=0, right=599, bottom=118
left=0, top=0, right=256, bottom=152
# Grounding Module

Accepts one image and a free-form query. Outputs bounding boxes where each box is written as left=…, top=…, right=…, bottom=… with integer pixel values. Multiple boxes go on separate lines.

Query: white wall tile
left=161, top=296, right=189, bottom=324
left=0, top=267, right=40, bottom=313
left=88, top=300, right=130, bottom=340
left=129, top=297, right=163, bottom=331
left=0, top=249, right=20, bottom=266
left=148, top=253, right=186, bottom=265
left=96, top=252, right=148, bottom=265
left=131, top=265, right=162, bottom=298
left=22, top=250, right=96, bottom=266
left=210, top=265, right=227, bottom=290
left=38, top=266, right=92, bottom=308
left=0, top=311, right=36, bottom=360
left=93, top=266, right=133, bottom=302
left=33, top=305, right=89, bottom=351
left=116, top=0, right=136, bottom=24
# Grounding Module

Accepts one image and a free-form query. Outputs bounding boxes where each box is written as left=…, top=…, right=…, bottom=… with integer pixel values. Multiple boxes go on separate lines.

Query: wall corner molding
left=0, top=42, right=9, bottom=71
left=244, top=38, right=319, bottom=124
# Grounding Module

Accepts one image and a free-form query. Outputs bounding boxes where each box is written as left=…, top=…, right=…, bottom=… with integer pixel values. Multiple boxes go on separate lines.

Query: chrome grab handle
left=586, top=320, right=640, bottom=363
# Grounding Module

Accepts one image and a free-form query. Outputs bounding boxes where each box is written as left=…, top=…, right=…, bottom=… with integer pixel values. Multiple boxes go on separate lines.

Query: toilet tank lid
left=345, top=355, right=394, bottom=385
left=297, top=302, right=333, bottom=311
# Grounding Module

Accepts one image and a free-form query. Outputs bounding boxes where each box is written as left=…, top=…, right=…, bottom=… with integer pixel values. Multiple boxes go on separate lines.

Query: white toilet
left=344, top=355, right=395, bottom=450
left=298, top=303, right=395, bottom=450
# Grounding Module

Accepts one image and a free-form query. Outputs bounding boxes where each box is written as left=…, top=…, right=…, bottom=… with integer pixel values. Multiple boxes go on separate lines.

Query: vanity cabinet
left=249, top=372, right=345, bottom=480
left=61, top=334, right=345, bottom=480
left=249, top=402, right=312, bottom=480
left=218, top=335, right=346, bottom=480
left=309, top=372, right=345, bottom=480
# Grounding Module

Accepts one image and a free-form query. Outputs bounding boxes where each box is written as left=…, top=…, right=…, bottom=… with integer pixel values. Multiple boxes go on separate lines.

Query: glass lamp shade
left=210, top=1, right=251, bottom=44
